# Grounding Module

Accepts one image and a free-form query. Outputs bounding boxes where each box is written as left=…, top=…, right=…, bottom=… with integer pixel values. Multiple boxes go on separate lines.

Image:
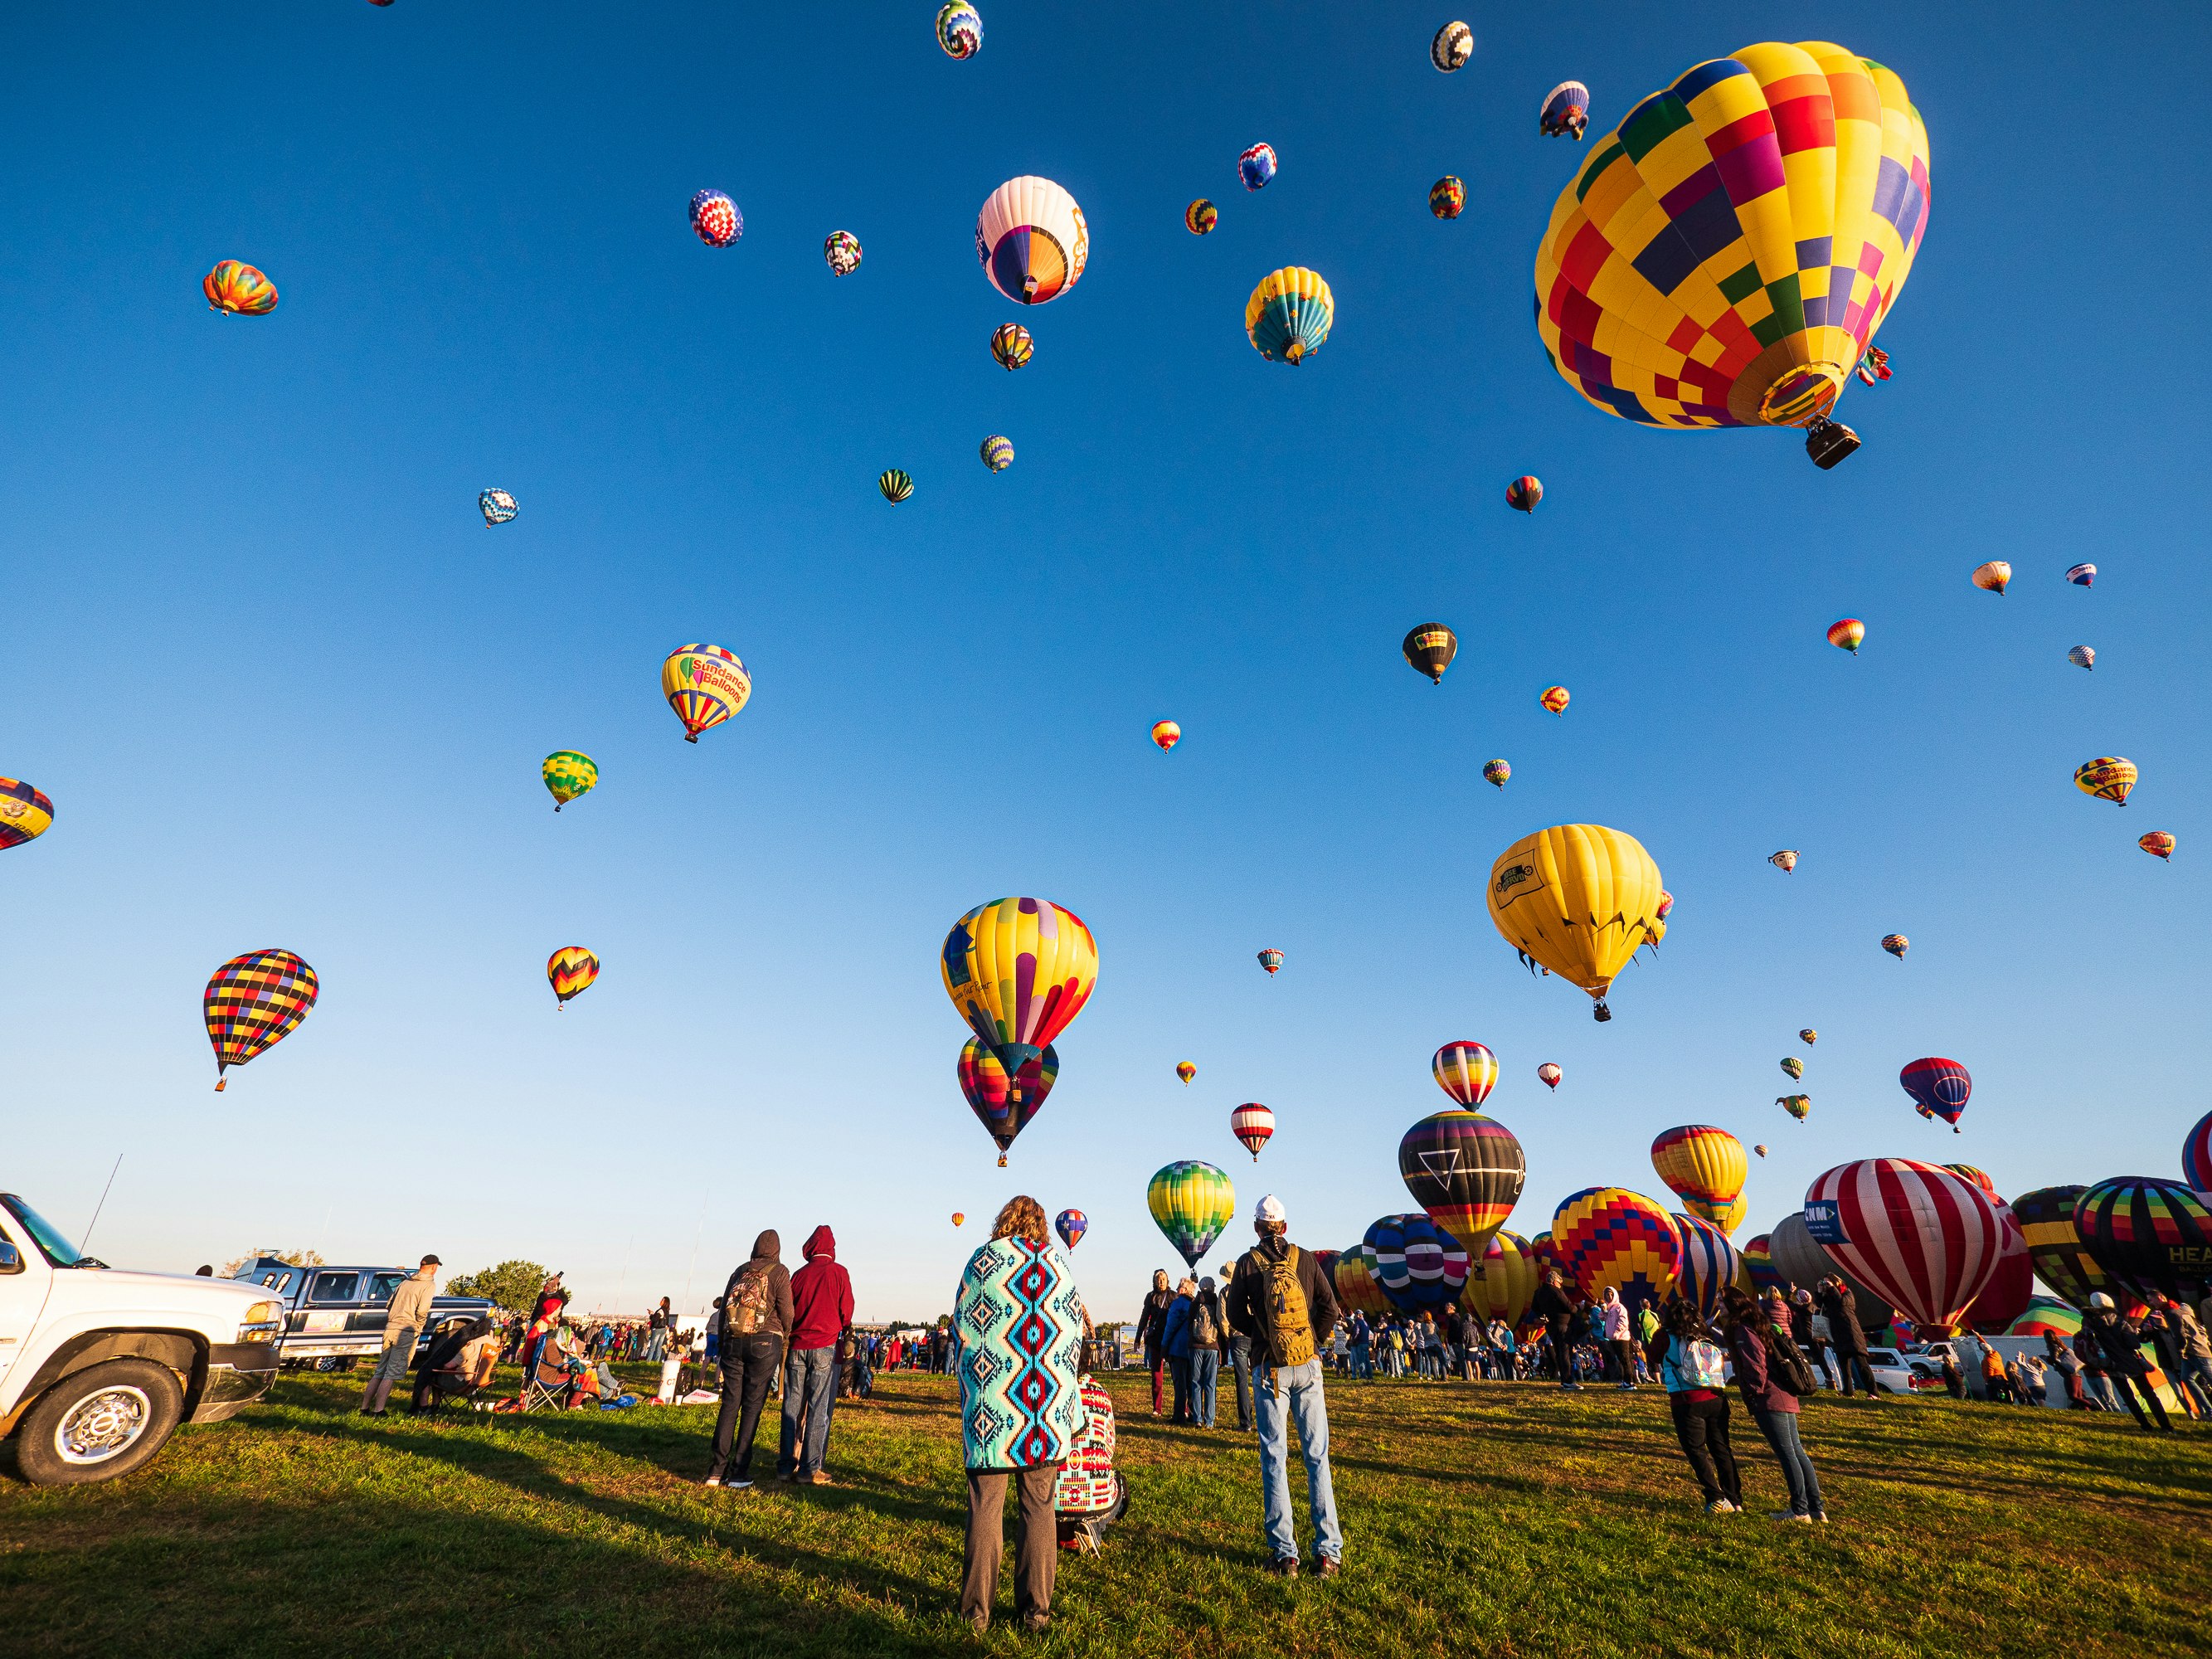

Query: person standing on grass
left=1660, top=1298, right=1741, bottom=1515
left=2073, top=1325, right=2118, bottom=1412
left=1533, top=1267, right=1580, bottom=1390
left=2137, top=1301, right=2200, bottom=1420
left=2044, top=1329, right=2088, bottom=1408
left=360, top=1254, right=440, bottom=1418
left=1720, top=1287, right=1826, bottom=1523
left=2165, top=1295, right=2212, bottom=1415
left=1162, top=1277, right=1196, bottom=1423
left=1189, top=1277, right=1224, bottom=1428
left=1814, top=1277, right=1884, bottom=1401
left=779, top=1225, right=855, bottom=1484
left=1226, top=1194, right=1344, bottom=1580
left=2082, top=1294, right=2174, bottom=1433
left=1456, top=1302, right=1486, bottom=1381
left=954, top=1195, right=1087, bottom=1637
left=1599, top=1288, right=1636, bottom=1390
left=1135, top=1269, right=1174, bottom=1418
left=703, top=1232, right=791, bottom=1489
left=1221, top=1261, right=1257, bottom=1429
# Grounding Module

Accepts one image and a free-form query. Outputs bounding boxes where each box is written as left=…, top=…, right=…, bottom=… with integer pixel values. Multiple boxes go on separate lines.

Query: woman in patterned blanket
left=953, top=1194, right=1089, bottom=1637
left=1055, top=1344, right=1127, bottom=1553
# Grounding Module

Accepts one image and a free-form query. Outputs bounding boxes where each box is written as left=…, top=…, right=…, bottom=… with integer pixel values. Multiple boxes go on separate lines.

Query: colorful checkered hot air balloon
left=824, top=231, right=863, bottom=275
left=2074, top=1178, right=2212, bottom=1302
left=941, top=897, right=1098, bottom=1082
left=958, top=1037, right=1059, bottom=1167
left=1431, top=1042, right=1497, bottom=1109
left=1398, top=1112, right=1524, bottom=1262
left=547, top=946, right=599, bottom=1010
left=1402, top=623, right=1457, bottom=684
left=1149, top=1162, right=1235, bottom=1272
left=1237, top=143, right=1277, bottom=191
left=1670, top=1214, right=1743, bottom=1320
left=977, top=177, right=1088, bottom=304
left=1364, top=1214, right=1470, bottom=1315
left=980, top=435, right=1014, bottom=473
left=1803, top=1160, right=2002, bottom=1335
left=204, top=949, right=318, bottom=1091
left=659, top=643, right=751, bottom=743
left=688, top=189, right=741, bottom=247
left=1882, top=933, right=1908, bottom=960
left=1185, top=199, right=1218, bottom=236
left=2011, top=1185, right=2124, bottom=1311
left=1229, top=1102, right=1276, bottom=1160
left=478, top=489, right=518, bottom=526
left=1899, top=1057, right=1971, bottom=1131
left=541, top=751, right=597, bottom=812
left=1535, top=44, right=1929, bottom=468
left=1483, top=759, right=1511, bottom=790
left=0, top=777, right=54, bottom=850
left=1488, top=824, right=1665, bottom=1021
left=2068, top=645, right=2096, bottom=672
left=1942, top=1165, right=1998, bottom=1199
left=1552, top=1188, right=1678, bottom=1314
left=1246, top=267, right=1333, bottom=365
left=203, top=260, right=277, bottom=315
left=1650, top=1126, right=1748, bottom=1232
left=2074, top=757, right=2137, bottom=806
left=1429, top=176, right=1466, bottom=220
left=1055, top=1209, right=1087, bottom=1250
left=935, top=2, right=981, bottom=58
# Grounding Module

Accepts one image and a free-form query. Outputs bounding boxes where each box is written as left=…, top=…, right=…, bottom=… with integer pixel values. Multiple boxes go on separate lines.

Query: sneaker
left=1810, top=1512, right=1829, bottom=1523
left=1315, top=1555, right=1341, bottom=1579
left=1771, top=1511, right=1811, bottom=1522
left=1270, top=1556, right=1300, bottom=1579
left=1017, top=1613, right=1052, bottom=1634
left=729, top=1478, right=755, bottom=1491
left=702, top=1476, right=722, bottom=1487
left=1705, top=1500, right=1737, bottom=1515
left=806, top=1471, right=834, bottom=1486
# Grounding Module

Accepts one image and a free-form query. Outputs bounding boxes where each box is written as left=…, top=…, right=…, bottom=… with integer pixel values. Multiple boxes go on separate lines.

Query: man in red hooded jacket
left=778, top=1225, right=855, bottom=1484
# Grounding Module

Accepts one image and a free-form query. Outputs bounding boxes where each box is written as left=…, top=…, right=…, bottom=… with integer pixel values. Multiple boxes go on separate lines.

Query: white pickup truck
left=0, top=1190, right=282, bottom=1486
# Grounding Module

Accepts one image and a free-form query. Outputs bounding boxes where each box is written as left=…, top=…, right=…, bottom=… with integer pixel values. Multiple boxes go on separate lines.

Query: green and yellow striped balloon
left=1148, top=1160, right=1237, bottom=1272
left=542, top=751, right=598, bottom=812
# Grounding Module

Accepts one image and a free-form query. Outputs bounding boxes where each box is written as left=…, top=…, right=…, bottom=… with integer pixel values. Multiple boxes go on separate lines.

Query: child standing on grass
left=1659, top=1298, right=1741, bottom=1515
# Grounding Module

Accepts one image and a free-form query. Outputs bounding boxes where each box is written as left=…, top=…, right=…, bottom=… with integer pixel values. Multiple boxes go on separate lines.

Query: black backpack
left=1767, top=1327, right=1821, bottom=1397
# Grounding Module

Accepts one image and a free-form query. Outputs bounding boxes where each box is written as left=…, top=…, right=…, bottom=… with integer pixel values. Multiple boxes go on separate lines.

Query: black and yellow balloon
left=1402, top=624, right=1457, bottom=684
left=1487, top=825, right=1665, bottom=1021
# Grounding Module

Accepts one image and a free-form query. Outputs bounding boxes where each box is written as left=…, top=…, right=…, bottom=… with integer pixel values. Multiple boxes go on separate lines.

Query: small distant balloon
left=2066, top=563, right=2097, bottom=588
left=1540, top=685, right=1569, bottom=715
left=990, top=323, right=1033, bottom=371
left=1151, top=720, right=1180, bottom=752
left=1900, top=1056, right=1971, bottom=1133
left=1539, top=80, right=1591, bottom=139
left=878, top=469, right=914, bottom=504
left=1402, top=623, right=1458, bottom=685
left=2069, top=645, right=2095, bottom=672
left=2139, top=830, right=2176, bottom=862
left=2073, top=757, right=2137, bottom=806
left=547, top=946, right=599, bottom=1010
left=1483, top=759, right=1510, bottom=790
left=1185, top=200, right=1218, bottom=236
left=1238, top=143, right=1277, bottom=192
left=1971, top=561, right=2012, bottom=596
left=1538, top=1063, right=1562, bottom=1091
left=1655, top=891, right=1674, bottom=923
left=1753, top=1145, right=1768, bottom=1159
left=1882, top=934, right=1909, bottom=960
left=203, top=260, right=277, bottom=315
left=935, top=2, right=981, bottom=58
left=1768, top=849, right=1798, bottom=873
left=980, top=435, right=1014, bottom=474
left=1257, top=948, right=1283, bottom=975
left=1778, top=1094, right=1811, bottom=1122
left=1827, top=619, right=1865, bottom=654
left=541, top=752, right=598, bottom=812
left=1432, top=1041, right=1498, bottom=1110
left=661, top=643, right=751, bottom=744
left=206, top=949, right=318, bottom=1091
left=0, top=777, right=56, bottom=850
left=952, top=1211, right=965, bottom=1227
left=1055, top=1209, right=1087, bottom=1249
left=1505, top=476, right=1543, bottom=513
left=1230, top=1102, right=1275, bottom=1160
left=1175, top=1061, right=1197, bottom=1085
left=824, top=231, right=863, bottom=276
left=479, top=489, right=518, bottom=526
left=1781, top=1057, right=1804, bottom=1081
left=1800, top=1029, right=1818, bottom=1045
left=1431, top=21, right=1473, bottom=71
left=1429, top=177, right=1466, bottom=220
left=689, top=189, right=741, bottom=247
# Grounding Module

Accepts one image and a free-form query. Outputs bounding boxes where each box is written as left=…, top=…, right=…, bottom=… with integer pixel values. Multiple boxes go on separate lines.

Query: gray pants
left=777, top=1345, right=838, bottom=1477
left=961, top=1465, right=1057, bottom=1627
left=372, top=1328, right=420, bottom=1383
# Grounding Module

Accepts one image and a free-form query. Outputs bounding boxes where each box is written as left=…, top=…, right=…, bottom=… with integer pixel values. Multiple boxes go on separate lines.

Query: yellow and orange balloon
left=1651, top=1126, right=1748, bottom=1234
left=547, top=947, right=599, bottom=1009
left=1487, top=824, right=1665, bottom=1021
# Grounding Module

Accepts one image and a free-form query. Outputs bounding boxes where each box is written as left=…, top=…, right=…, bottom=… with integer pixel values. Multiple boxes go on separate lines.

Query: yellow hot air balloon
left=1535, top=44, right=1930, bottom=469
left=1176, top=1061, right=1197, bottom=1085
left=1651, top=1126, right=1749, bottom=1233
left=2073, top=757, right=2137, bottom=806
left=660, top=643, right=751, bottom=743
left=941, top=898, right=1099, bottom=1077
left=1486, top=824, right=1665, bottom=1021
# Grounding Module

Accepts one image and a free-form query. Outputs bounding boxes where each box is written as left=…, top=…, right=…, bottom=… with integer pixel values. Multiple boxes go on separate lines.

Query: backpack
left=1767, top=1327, right=1821, bottom=1397
left=1668, top=1335, right=1727, bottom=1391
left=1190, top=1297, right=1217, bottom=1348
left=724, top=1263, right=773, bottom=1337
left=1260, top=1246, right=1315, bottom=1369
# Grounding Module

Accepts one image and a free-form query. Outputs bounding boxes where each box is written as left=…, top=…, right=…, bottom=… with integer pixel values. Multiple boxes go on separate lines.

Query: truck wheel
left=12, top=1359, right=184, bottom=1486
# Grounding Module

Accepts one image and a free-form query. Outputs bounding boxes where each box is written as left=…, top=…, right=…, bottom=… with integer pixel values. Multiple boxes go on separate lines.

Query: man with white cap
left=1225, top=1194, right=1344, bottom=1578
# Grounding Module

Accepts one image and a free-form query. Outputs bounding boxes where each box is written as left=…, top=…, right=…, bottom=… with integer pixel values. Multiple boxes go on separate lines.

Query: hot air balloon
left=1539, top=685, right=1570, bottom=716
left=689, top=189, right=741, bottom=247
left=541, top=752, right=597, bottom=812
left=0, top=778, right=55, bottom=850
left=1672, top=1214, right=1743, bottom=1320
left=1963, top=1204, right=2034, bottom=1333
left=1482, top=759, right=1511, bottom=791
left=1941, top=1165, right=1997, bottom=1199
left=1552, top=1188, right=1678, bottom=1313
left=1526, top=1231, right=1559, bottom=1276
left=1971, top=561, right=2012, bottom=596
left=824, top=231, right=863, bottom=275
left=976, top=177, right=1088, bottom=304
left=1804, top=1160, right=2003, bottom=1335
left=1332, top=1245, right=1392, bottom=1317
left=953, top=1212, right=965, bottom=1228
left=660, top=643, right=751, bottom=743
left=2075, top=1178, right=2212, bottom=1301
left=1150, top=720, right=1180, bottom=752
left=1430, top=21, right=1472, bottom=71
left=1754, top=1145, right=1768, bottom=1159
left=1431, top=1041, right=1497, bottom=1109
left=203, top=260, right=277, bottom=315
left=980, top=435, right=1014, bottom=474
left=1055, top=1209, right=1087, bottom=1250
left=1256, top=949, right=1283, bottom=975
left=990, top=323, right=1033, bottom=370
left=941, top=898, right=1097, bottom=1082
left=1780, top=1057, right=1804, bottom=1081
left=1228, top=1102, right=1276, bottom=1161
left=878, top=469, right=914, bottom=503
left=1800, top=1029, right=1818, bottom=1045
left=1650, top=1126, right=1748, bottom=1233
left=2066, top=563, right=2097, bottom=588
left=1535, top=44, right=1929, bottom=469
left=1238, top=144, right=1277, bottom=192
left=1364, top=1214, right=1471, bottom=1315
left=1881, top=934, right=1908, bottom=961
left=1185, top=199, right=1218, bottom=236
left=478, top=489, right=518, bottom=526
left=1767, top=1213, right=1894, bottom=1331
left=2067, top=645, right=2095, bottom=673
left=1402, top=623, right=1458, bottom=684
left=1538, top=1063, right=1563, bottom=1091
left=935, top=2, right=980, bottom=58
left=957, top=1037, right=1059, bottom=1167
left=1472, top=1232, right=1538, bottom=1328
left=1899, top=1057, right=1971, bottom=1132
left=1399, top=1112, right=1525, bottom=1262
left=2007, top=1297, right=2082, bottom=1340
left=1768, top=849, right=1798, bottom=873
left=1778, top=1094, right=1811, bottom=1121
left=1743, top=1233, right=1782, bottom=1295
left=1487, top=823, right=1665, bottom=1022
left=1175, top=1061, right=1197, bottom=1086
left=1429, top=177, right=1466, bottom=220
left=1827, top=619, right=1865, bottom=654
left=1245, top=267, right=1333, bottom=365
left=1655, top=891, right=1675, bottom=924
left=2182, top=1111, right=2212, bottom=1194
left=2011, top=1185, right=2121, bottom=1311
left=2074, top=757, right=2137, bottom=805
left=1539, top=80, right=1591, bottom=138
left=547, top=946, right=599, bottom=1010
left=204, top=949, right=318, bottom=1092
left=2140, top=830, right=2176, bottom=862
left=1149, top=1161, right=1236, bottom=1272
left=1505, top=476, right=1543, bottom=513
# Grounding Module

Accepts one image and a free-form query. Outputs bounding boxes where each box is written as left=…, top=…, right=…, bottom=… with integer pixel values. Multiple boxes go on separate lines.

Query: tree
left=445, top=1260, right=551, bottom=1315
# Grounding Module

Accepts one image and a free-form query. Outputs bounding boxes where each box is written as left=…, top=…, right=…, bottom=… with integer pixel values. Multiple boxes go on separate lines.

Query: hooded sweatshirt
left=790, top=1225, right=855, bottom=1351
left=721, top=1229, right=795, bottom=1343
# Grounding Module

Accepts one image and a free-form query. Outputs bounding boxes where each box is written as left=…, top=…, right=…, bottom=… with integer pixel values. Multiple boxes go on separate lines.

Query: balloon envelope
left=1539, top=80, right=1591, bottom=138
left=1246, top=266, right=1334, bottom=365
left=941, top=898, right=1098, bottom=1078
left=204, top=949, right=318, bottom=1090
left=1650, top=1126, right=1748, bottom=1216
left=957, top=1038, right=1059, bottom=1165
left=1185, top=199, right=1217, bottom=236
left=1804, top=1159, right=2004, bottom=1334
left=1150, top=720, right=1180, bottom=752
left=1488, top=825, right=1664, bottom=1019
left=1229, top=1102, right=1276, bottom=1160
left=1430, top=21, right=1472, bottom=72
left=2184, top=1110, right=2212, bottom=1194
left=660, top=643, right=751, bottom=743
left=1971, top=560, right=2012, bottom=595
left=1540, top=685, right=1570, bottom=715
left=990, top=323, right=1033, bottom=370
left=1402, top=624, right=1458, bottom=684
left=1899, top=1057, right=1971, bottom=1129
left=976, top=177, right=1088, bottom=304
left=1538, top=1063, right=1562, bottom=1091
left=2074, top=1178, right=2212, bottom=1301
left=1237, top=143, right=1277, bottom=191
left=2011, top=1185, right=2116, bottom=1311
left=1671, top=1214, right=1743, bottom=1320
left=688, top=189, right=741, bottom=247
left=1743, top=1233, right=1782, bottom=1296
left=541, top=752, right=597, bottom=811
left=1175, top=1061, right=1197, bottom=1086
left=2007, top=1297, right=2082, bottom=1339
left=2074, top=757, right=2137, bottom=806
left=2066, top=562, right=2097, bottom=587
left=935, top=2, right=980, bottom=58
left=1148, top=1161, right=1235, bottom=1272
left=1551, top=1187, right=1678, bottom=1313
left=824, top=231, right=862, bottom=275
left=0, top=777, right=55, bottom=849
left=1471, top=1230, right=1537, bottom=1327
left=1332, top=1245, right=1392, bottom=1317
left=1363, top=1214, right=1470, bottom=1315
left=203, top=260, right=277, bottom=314
left=1827, top=619, right=1865, bottom=654
left=1055, top=1209, right=1087, bottom=1250
left=2140, top=831, right=2176, bottom=862
left=1398, top=1112, right=1524, bottom=1258
left=1431, top=1041, right=1497, bottom=1108
left=479, top=488, right=518, bottom=526
left=1881, top=934, right=1909, bottom=960
left=547, top=946, right=599, bottom=1007
left=1963, top=1204, right=2034, bottom=1333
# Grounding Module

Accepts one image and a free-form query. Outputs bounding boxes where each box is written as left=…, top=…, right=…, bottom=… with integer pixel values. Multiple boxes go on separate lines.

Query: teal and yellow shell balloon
left=541, top=752, right=598, bottom=812
left=1246, top=266, right=1334, bottom=366
left=1148, top=1160, right=1237, bottom=1272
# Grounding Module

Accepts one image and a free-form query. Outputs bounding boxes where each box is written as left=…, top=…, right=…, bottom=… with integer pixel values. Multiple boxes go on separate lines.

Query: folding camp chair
left=519, top=1350, right=584, bottom=1413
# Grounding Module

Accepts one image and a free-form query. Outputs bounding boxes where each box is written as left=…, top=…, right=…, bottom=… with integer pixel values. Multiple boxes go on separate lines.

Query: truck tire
left=12, top=1358, right=185, bottom=1486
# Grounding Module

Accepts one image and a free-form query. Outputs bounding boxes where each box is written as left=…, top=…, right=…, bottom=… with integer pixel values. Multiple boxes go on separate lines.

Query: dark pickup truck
left=227, top=1258, right=498, bottom=1370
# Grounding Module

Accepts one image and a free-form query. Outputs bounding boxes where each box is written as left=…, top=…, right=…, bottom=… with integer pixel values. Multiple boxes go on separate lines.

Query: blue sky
left=5, top=3, right=2206, bottom=1322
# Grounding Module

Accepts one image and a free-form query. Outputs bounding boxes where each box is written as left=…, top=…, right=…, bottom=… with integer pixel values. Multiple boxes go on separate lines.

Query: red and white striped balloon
left=1229, top=1102, right=1275, bottom=1161
left=1964, top=1203, right=2034, bottom=1333
left=1803, top=1159, right=2002, bottom=1335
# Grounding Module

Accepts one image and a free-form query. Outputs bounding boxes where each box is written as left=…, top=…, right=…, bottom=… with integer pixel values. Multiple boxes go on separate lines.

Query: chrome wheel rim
left=56, top=1384, right=152, bottom=1464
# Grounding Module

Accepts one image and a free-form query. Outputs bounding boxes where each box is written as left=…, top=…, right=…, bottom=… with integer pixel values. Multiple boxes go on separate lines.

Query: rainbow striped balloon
left=1670, top=1214, right=1742, bottom=1320
left=2073, top=1178, right=2212, bottom=1302
left=1431, top=1041, right=1498, bottom=1108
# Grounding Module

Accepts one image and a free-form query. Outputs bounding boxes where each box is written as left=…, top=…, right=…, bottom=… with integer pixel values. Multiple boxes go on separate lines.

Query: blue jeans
left=1192, top=1349, right=1221, bottom=1426
left=2178, top=1355, right=2212, bottom=1416
left=1252, top=1357, right=1342, bottom=1564
left=1169, top=1355, right=1194, bottom=1423
left=1349, top=1344, right=1372, bottom=1380
left=1748, top=1405, right=1823, bottom=1518
left=778, top=1346, right=838, bottom=1477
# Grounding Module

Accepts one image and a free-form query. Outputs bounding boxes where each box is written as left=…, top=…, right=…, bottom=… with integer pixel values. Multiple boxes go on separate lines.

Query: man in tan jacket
left=361, top=1255, right=440, bottom=1417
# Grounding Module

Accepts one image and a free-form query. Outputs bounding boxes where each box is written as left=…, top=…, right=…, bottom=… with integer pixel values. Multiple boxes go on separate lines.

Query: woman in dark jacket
left=705, top=1230, right=796, bottom=1487
left=1135, top=1270, right=1174, bottom=1417
left=2083, top=1294, right=2173, bottom=1433
left=1530, top=1269, right=1580, bottom=1390
left=1720, top=1287, right=1825, bottom=1522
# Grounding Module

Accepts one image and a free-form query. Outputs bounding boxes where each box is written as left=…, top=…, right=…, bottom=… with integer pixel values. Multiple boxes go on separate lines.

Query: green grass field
left=2, top=1365, right=2206, bottom=1657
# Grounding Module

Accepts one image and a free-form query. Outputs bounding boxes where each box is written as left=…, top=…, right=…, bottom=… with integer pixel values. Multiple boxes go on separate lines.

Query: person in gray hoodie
left=704, top=1230, right=795, bottom=1488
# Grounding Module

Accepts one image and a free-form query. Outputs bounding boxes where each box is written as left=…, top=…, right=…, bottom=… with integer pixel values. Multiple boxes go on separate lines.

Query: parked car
left=227, top=1256, right=497, bottom=1369
left=1865, top=1345, right=1946, bottom=1394
left=1, top=1191, right=282, bottom=1486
